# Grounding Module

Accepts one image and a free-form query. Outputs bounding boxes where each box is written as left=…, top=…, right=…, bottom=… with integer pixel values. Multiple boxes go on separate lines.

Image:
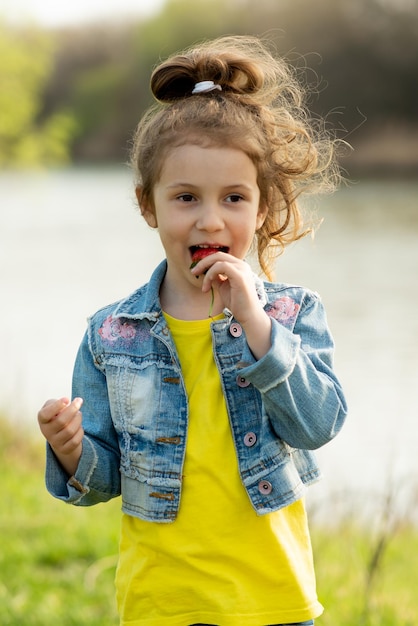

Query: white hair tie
left=192, top=80, right=222, bottom=95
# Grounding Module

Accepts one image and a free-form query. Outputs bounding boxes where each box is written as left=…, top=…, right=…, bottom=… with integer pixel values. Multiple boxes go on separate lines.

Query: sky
left=0, top=0, right=167, bottom=27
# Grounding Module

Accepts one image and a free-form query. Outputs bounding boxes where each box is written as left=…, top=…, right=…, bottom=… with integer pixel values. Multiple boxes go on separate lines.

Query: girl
left=38, top=36, right=347, bottom=626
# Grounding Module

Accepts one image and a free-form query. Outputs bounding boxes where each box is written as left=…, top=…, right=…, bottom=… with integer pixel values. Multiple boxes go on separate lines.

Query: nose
left=196, top=203, right=224, bottom=232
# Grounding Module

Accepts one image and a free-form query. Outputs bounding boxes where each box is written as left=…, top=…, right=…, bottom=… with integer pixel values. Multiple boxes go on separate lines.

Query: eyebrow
left=166, top=182, right=255, bottom=191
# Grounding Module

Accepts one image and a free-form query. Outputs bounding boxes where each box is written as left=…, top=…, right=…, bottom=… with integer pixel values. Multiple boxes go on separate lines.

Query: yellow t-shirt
left=115, top=313, right=323, bottom=625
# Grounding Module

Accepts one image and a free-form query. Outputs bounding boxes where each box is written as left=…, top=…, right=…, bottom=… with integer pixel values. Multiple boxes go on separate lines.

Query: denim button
left=243, top=432, right=257, bottom=447
left=229, top=322, right=242, bottom=337
left=236, top=374, right=250, bottom=388
left=258, top=480, right=272, bottom=495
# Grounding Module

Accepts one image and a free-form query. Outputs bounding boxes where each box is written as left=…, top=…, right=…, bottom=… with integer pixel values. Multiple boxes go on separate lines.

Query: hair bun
left=150, top=38, right=269, bottom=103
left=151, top=58, right=196, bottom=102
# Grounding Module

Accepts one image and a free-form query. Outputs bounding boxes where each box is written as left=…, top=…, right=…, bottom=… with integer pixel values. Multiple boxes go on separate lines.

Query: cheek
left=235, top=224, right=258, bottom=255
left=157, top=221, right=184, bottom=252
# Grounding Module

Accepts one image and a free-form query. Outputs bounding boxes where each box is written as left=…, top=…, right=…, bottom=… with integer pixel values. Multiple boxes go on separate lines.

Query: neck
left=160, top=280, right=222, bottom=320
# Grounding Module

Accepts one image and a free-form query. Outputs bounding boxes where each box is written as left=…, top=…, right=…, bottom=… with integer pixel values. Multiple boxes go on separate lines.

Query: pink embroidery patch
left=266, top=297, right=300, bottom=326
left=99, top=315, right=137, bottom=342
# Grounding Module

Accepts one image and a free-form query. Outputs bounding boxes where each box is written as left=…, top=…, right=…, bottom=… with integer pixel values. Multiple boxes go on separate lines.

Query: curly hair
left=131, top=35, right=340, bottom=280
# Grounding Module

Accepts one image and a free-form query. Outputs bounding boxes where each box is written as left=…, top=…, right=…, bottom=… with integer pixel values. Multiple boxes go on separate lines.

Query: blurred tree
left=43, top=0, right=235, bottom=162
left=5, top=0, right=417, bottom=172
left=42, top=24, right=136, bottom=162
left=0, top=23, right=77, bottom=167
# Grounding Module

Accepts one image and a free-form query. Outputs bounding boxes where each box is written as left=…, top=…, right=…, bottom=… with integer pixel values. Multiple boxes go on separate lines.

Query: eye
left=225, top=194, right=244, bottom=203
left=177, top=193, right=196, bottom=202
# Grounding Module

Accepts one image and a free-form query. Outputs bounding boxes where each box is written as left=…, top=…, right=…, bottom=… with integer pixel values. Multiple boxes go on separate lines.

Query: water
left=1, top=168, right=417, bottom=521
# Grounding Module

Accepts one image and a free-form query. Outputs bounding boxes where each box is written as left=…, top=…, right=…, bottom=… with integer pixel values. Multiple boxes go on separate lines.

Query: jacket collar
left=112, top=259, right=268, bottom=320
left=112, top=260, right=167, bottom=321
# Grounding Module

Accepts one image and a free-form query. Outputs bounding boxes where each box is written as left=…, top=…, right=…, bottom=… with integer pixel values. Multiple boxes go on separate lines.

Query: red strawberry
left=189, top=247, right=220, bottom=269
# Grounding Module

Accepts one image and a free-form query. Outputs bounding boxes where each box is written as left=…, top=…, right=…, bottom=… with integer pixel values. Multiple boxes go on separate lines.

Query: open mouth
left=189, top=244, right=229, bottom=262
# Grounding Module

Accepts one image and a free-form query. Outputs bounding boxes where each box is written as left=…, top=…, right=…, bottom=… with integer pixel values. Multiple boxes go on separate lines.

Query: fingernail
left=73, top=397, right=83, bottom=410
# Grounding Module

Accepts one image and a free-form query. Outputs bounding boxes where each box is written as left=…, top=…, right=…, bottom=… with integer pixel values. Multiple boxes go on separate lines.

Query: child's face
left=140, top=143, right=267, bottom=296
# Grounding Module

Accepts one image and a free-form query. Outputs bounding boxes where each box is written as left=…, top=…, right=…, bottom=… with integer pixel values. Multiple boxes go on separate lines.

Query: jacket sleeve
left=45, top=327, right=121, bottom=506
left=239, top=292, right=347, bottom=450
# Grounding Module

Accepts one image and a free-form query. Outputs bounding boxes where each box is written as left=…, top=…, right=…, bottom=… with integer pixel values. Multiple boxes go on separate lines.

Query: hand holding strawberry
left=189, top=250, right=272, bottom=359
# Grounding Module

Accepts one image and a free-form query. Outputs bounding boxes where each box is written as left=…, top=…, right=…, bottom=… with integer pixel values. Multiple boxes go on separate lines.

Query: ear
left=256, top=202, right=268, bottom=230
left=135, top=186, right=158, bottom=228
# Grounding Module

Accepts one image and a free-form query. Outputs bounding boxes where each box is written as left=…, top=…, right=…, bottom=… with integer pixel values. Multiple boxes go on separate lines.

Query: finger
left=190, top=251, right=231, bottom=277
left=38, top=397, right=70, bottom=425
left=52, top=414, right=84, bottom=452
left=201, top=259, right=238, bottom=288
left=58, top=397, right=83, bottom=424
left=38, top=397, right=83, bottom=426
left=202, top=271, right=228, bottom=293
left=41, top=399, right=84, bottom=449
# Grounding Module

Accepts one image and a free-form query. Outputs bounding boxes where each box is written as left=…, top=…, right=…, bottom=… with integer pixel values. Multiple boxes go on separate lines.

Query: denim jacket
left=46, top=260, right=347, bottom=522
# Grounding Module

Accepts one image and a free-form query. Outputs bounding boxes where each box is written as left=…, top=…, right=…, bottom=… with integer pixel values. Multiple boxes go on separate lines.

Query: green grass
left=312, top=523, right=418, bottom=625
left=0, top=418, right=120, bottom=625
left=1, top=417, right=417, bottom=625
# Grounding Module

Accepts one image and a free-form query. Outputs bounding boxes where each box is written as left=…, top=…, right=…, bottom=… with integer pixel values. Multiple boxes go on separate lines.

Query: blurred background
left=1, top=0, right=417, bottom=516
left=2, top=0, right=418, bottom=173
left=1, top=1, right=418, bottom=623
